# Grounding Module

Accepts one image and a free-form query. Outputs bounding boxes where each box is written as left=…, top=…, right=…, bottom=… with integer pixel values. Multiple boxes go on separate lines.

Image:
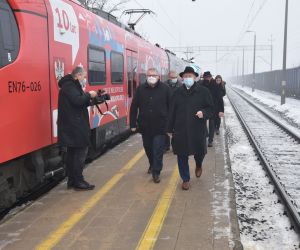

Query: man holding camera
left=57, top=66, right=97, bottom=191
left=130, top=68, right=171, bottom=183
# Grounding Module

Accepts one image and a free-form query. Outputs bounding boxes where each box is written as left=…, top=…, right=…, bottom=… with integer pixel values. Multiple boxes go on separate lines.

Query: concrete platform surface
left=0, top=125, right=242, bottom=250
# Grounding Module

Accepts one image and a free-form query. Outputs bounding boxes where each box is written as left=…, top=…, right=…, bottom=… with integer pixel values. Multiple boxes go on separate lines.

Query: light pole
left=281, top=0, right=289, bottom=105
left=246, top=30, right=256, bottom=92
left=242, top=48, right=245, bottom=88
left=269, top=34, right=274, bottom=71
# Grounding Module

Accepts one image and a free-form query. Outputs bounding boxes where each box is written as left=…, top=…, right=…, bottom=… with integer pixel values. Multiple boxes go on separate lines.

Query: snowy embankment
left=224, top=97, right=300, bottom=250
left=233, top=85, right=300, bottom=130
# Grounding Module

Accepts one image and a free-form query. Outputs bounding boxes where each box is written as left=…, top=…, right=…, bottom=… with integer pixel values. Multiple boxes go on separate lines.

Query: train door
left=126, top=50, right=138, bottom=115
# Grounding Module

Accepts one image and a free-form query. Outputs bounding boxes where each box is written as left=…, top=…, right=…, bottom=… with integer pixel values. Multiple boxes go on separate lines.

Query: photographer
left=57, top=66, right=97, bottom=191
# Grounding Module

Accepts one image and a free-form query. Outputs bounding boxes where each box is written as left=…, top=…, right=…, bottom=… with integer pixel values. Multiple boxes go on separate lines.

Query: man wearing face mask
left=58, top=66, right=97, bottom=191
left=130, top=68, right=171, bottom=183
left=164, top=71, right=180, bottom=152
left=166, top=71, right=180, bottom=93
left=168, top=66, right=213, bottom=190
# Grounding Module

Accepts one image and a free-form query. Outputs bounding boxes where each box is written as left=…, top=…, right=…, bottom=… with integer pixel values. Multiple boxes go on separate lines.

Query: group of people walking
left=130, top=66, right=226, bottom=190
left=57, top=65, right=226, bottom=191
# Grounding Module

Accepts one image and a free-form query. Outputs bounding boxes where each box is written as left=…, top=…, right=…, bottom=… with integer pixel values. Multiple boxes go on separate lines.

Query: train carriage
left=0, top=0, right=188, bottom=210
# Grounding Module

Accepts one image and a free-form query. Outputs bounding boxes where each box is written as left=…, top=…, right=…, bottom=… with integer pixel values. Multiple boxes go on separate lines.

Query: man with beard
left=130, top=68, right=171, bottom=183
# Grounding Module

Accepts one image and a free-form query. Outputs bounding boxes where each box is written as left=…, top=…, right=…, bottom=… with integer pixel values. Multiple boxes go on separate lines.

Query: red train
left=0, top=0, right=187, bottom=209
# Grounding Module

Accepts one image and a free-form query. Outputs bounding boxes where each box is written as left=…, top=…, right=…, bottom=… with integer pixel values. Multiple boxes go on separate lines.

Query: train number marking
left=8, top=81, right=42, bottom=93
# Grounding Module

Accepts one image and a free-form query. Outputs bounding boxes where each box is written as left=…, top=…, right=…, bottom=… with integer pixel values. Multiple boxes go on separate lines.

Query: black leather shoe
left=83, top=180, right=95, bottom=189
left=208, top=141, right=213, bottom=147
left=73, top=181, right=95, bottom=191
left=164, top=148, right=170, bottom=153
left=153, top=175, right=160, bottom=183
left=67, top=180, right=74, bottom=189
left=216, top=129, right=220, bottom=135
left=147, top=166, right=152, bottom=174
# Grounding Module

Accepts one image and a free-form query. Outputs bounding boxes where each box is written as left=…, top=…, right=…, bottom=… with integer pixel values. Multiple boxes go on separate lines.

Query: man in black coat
left=168, top=66, right=213, bottom=190
left=130, top=68, right=171, bottom=183
left=164, top=71, right=181, bottom=151
left=200, top=71, right=224, bottom=147
left=58, top=66, right=97, bottom=191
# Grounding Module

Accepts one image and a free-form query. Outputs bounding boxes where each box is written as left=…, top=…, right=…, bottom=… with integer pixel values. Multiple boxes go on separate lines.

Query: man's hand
left=167, top=133, right=172, bottom=137
left=196, top=111, right=203, bottom=118
left=131, top=128, right=137, bottom=132
left=219, top=112, right=224, bottom=117
left=89, top=91, right=97, bottom=98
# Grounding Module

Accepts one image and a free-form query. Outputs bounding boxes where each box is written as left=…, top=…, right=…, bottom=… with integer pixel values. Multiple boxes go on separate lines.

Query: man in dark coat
left=57, top=66, right=97, bottom=191
left=200, top=71, right=224, bottom=147
left=130, top=68, right=171, bottom=183
left=168, top=66, right=213, bottom=190
left=164, top=71, right=181, bottom=151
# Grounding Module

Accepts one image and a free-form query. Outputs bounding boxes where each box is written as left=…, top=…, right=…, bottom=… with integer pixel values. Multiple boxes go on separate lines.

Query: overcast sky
left=114, top=0, right=300, bottom=77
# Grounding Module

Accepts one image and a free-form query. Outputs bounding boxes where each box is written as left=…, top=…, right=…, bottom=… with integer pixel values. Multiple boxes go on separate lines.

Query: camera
left=92, top=89, right=110, bottom=105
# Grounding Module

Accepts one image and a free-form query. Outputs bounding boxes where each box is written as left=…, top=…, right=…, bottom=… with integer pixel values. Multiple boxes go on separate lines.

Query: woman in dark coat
left=168, top=67, right=213, bottom=190
left=215, top=75, right=226, bottom=134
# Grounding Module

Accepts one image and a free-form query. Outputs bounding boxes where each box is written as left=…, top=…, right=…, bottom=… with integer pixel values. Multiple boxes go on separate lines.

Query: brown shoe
left=195, top=166, right=202, bottom=178
left=181, top=181, right=190, bottom=190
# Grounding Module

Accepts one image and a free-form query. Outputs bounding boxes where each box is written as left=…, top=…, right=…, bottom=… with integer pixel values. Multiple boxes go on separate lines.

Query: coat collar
left=145, top=80, right=162, bottom=89
left=178, top=82, right=201, bottom=96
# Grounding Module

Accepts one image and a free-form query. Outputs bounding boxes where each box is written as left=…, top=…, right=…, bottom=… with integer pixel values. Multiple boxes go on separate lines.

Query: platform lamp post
left=281, top=0, right=289, bottom=105
left=246, top=30, right=256, bottom=92
left=242, top=48, right=245, bottom=88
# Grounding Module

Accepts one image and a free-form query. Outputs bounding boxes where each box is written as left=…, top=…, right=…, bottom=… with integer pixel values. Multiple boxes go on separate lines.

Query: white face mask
left=171, top=78, right=177, bottom=83
left=80, top=78, right=87, bottom=90
left=147, top=76, right=158, bottom=85
left=183, top=77, right=194, bottom=89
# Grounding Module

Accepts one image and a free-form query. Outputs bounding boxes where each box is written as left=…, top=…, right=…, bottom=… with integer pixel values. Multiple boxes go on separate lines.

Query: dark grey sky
left=116, top=0, right=300, bottom=77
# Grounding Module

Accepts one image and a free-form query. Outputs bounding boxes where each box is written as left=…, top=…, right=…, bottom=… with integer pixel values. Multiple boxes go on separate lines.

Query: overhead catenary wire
left=236, top=0, right=257, bottom=45
left=132, top=0, right=180, bottom=44
left=218, top=0, right=269, bottom=64
left=154, top=0, right=177, bottom=28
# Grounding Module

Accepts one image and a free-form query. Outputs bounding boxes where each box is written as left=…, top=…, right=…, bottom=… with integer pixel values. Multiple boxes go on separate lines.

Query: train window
left=139, top=73, right=146, bottom=84
left=88, top=46, right=106, bottom=85
left=127, top=56, right=132, bottom=97
left=161, top=68, right=168, bottom=82
left=0, top=0, right=20, bottom=68
left=132, top=58, right=137, bottom=96
left=111, top=52, right=124, bottom=84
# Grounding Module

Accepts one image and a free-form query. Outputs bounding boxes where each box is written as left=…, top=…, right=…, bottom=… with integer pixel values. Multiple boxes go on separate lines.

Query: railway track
left=227, top=87, right=300, bottom=232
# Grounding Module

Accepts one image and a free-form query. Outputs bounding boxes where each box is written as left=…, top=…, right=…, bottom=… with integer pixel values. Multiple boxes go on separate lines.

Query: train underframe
left=0, top=120, right=130, bottom=212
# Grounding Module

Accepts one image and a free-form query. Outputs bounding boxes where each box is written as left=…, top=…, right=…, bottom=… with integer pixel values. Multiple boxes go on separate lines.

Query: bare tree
left=79, top=0, right=130, bottom=15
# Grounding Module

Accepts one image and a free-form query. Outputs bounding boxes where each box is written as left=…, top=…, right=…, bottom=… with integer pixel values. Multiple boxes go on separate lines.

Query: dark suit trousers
left=66, top=147, right=88, bottom=185
left=142, top=134, right=165, bottom=176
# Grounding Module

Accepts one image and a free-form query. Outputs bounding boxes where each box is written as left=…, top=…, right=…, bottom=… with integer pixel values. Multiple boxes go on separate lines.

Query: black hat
left=203, top=71, right=212, bottom=78
left=179, top=66, right=199, bottom=77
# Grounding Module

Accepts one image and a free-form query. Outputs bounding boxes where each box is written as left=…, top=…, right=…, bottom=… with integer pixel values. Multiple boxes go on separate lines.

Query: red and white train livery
left=0, top=0, right=187, bottom=209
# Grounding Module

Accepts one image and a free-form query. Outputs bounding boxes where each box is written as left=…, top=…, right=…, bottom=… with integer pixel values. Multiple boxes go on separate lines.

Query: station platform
left=0, top=126, right=242, bottom=250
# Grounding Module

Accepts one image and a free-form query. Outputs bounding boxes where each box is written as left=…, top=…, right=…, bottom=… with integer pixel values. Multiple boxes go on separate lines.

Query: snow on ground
left=233, top=85, right=300, bottom=130
left=224, top=97, right=300, bottom=250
